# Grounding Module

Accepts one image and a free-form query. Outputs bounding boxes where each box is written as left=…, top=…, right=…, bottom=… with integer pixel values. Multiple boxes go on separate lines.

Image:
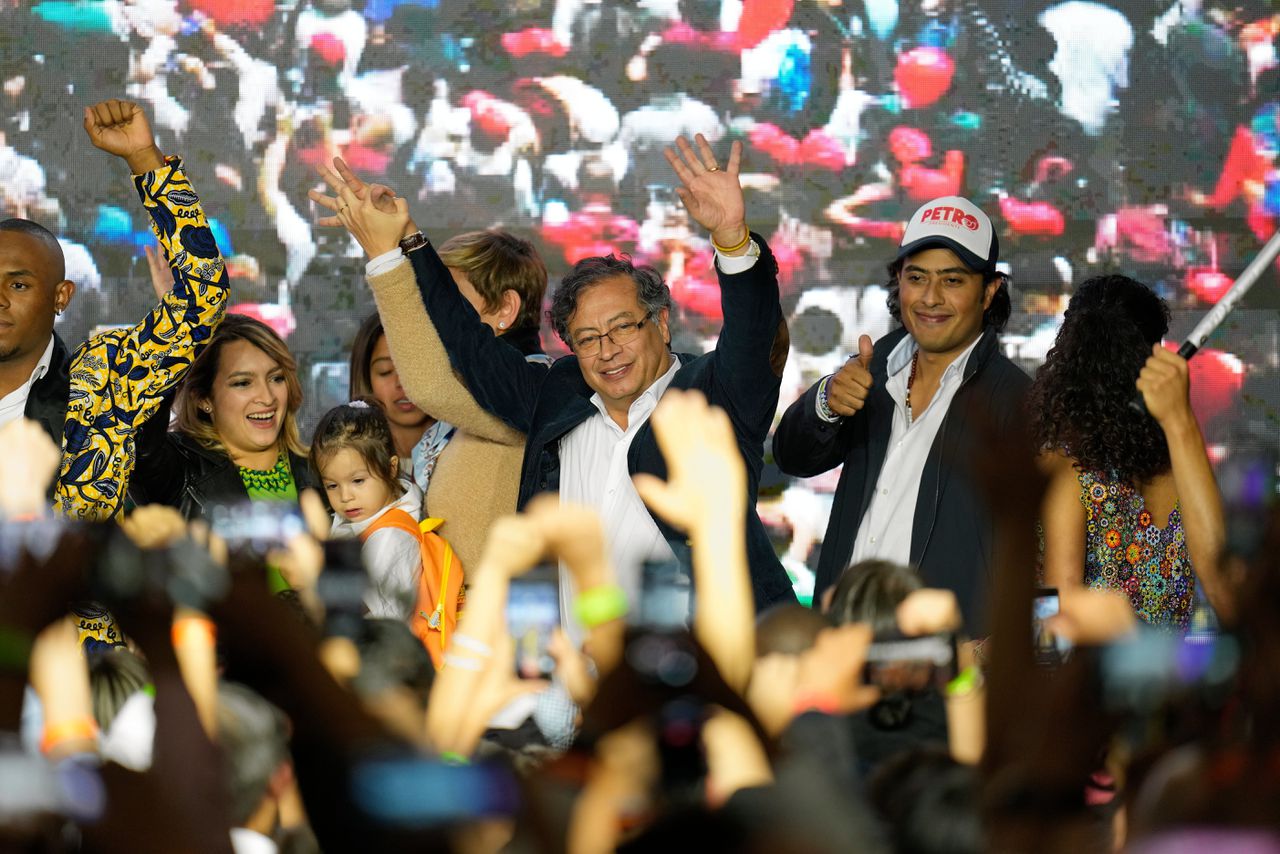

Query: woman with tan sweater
left=358, top=226, right=549, bottom=577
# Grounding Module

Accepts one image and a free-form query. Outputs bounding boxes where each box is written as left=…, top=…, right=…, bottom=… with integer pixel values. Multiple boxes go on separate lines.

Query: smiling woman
left=128, top=314, right=315, bottom=523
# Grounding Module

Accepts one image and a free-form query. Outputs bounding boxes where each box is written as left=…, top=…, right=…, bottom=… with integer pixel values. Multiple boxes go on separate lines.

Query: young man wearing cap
left=774, top=196, right=1029, bottom=634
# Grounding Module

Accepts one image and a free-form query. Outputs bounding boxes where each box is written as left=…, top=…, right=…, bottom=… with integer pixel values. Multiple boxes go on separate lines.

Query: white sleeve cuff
left=714, top=240, right=760, bottom=275
left=365, top=247, right=406, bottom=278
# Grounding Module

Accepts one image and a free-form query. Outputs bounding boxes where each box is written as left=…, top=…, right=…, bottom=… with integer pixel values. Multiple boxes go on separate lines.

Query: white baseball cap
left=896, top=196, right=999, bottom=275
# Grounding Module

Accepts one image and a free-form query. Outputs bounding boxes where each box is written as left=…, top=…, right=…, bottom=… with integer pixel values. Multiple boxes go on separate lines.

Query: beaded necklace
left=905, top=351, right=920, bottom=423
left=239, top=453, right=293, bottom=495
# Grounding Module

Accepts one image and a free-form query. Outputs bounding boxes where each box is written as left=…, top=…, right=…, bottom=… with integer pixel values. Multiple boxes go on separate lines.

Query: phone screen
left=351, top=757, right=520, bottom=824
left=318, top=539, right=368, bottom=639
left=863, top=633, right=957, bottom=693
left=1033, top=586, right=1070, bottom=665
left=637, top=559, right=693, bottom=630
left=507, top=565, right=560, bottom=679
left=208, top=501, right=306, bottom=556
left=0, top=518, right=68, bottom=575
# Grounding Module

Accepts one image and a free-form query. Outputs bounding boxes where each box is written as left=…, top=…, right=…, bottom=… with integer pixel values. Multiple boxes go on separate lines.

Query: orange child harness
left=358, top=509, right=465, bottom=668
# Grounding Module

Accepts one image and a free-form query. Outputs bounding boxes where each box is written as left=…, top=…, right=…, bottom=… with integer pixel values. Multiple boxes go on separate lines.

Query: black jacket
left=130, top=402, right=315, bottom=521
left=773, top=326, right=1029, bottom=634
left=24, top=334, right=71, bottom=502
left=408, top=235, right=797, bottom=611
left=25, top=333, right=71, bottom=450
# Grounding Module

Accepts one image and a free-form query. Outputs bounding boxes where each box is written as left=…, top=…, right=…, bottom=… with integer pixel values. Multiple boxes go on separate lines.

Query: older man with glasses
left=317, top=134, right=796, bottom=627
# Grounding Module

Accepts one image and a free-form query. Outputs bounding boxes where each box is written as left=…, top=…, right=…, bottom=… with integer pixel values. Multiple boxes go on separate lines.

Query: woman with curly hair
left=1030, top=275, right=1232, bottom=629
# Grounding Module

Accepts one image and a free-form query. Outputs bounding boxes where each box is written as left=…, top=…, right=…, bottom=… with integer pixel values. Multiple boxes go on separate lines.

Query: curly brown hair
left=1027, top=275, right=1171, bottom=483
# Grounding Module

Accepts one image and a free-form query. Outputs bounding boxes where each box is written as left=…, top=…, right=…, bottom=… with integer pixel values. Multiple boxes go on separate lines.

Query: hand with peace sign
left=663, top=133, right=750, bottom=254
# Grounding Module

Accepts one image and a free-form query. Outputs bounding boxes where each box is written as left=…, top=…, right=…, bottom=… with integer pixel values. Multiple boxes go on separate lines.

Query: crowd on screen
left=1, top=0, right=1280, bottom=852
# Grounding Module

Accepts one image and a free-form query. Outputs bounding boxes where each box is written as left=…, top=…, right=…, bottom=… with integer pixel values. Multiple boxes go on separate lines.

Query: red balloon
left=899, top=150, right=964, bottom=201
left=736, top=0, right=796, bottom=50
left=888, top=126, right=932, bottom=164
left=999, top=197, right=1066, bottom=236
left=1185, top=267, right=1234, bottom=303
left=895, top=47, right=955, bottom=109
left=309, top=33, right=346, bottom=67
left=187, top=0, right=275, bottom=28
left=799, top=129, right=846, bottom=171
left=1165, top=342, right=1243, bottom=425
left=501, top=28, right=568, bottom=58
left=671, top=275, right=724, bottom=320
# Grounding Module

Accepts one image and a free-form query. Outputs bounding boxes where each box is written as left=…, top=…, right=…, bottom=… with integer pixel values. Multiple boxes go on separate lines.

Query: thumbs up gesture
left=826, top=334, right=875, bottom=417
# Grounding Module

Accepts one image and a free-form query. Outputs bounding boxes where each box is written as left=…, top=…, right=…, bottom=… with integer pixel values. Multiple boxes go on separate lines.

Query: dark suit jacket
left=407, top=235, right=797, bottom=610
left=773, top=326, right=1029, bottom=634
left=25, top=334, right=71, bottom=500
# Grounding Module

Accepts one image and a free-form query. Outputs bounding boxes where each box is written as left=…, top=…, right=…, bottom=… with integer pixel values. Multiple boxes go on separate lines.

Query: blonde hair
left=438, top=230, right=548, bottom=332
left=175, top=314, right=307, bottom=458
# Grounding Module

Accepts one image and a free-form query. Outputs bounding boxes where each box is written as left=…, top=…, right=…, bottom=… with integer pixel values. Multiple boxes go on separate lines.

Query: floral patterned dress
left=1079, top=469, right=1194, bottom=630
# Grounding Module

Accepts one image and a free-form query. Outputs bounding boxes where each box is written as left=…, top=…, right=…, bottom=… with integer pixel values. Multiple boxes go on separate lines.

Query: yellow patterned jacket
left=46, top=157, right=229, bottom=521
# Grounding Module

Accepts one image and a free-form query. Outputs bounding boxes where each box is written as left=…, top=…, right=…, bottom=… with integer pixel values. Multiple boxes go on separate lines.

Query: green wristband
left=573, top=584, right=629, bottom=629
left=946, top=665, right=982, bottom=698
left=440, top=751, right=470, bottom=766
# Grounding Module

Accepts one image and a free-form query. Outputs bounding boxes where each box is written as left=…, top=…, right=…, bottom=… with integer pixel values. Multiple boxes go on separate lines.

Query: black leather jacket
left=130, top=403, right=315, bottom=520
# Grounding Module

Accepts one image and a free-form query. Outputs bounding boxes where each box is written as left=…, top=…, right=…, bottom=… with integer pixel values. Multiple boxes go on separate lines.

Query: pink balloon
left=895, top=47, right=955, bottom=109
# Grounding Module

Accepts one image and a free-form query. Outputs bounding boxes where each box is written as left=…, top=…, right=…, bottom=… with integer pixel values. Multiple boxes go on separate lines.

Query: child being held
left=309, top=400, right=464, bottom=669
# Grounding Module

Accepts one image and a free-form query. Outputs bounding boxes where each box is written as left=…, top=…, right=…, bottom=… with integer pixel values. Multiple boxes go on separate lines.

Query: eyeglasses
left=572, top=315, right=653, bottom=357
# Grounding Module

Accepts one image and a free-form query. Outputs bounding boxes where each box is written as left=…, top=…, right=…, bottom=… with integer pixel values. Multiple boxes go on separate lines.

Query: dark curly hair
left=885, top=258, right=1012, bottom=333
left=1027, top=274, right=1171, bottom=483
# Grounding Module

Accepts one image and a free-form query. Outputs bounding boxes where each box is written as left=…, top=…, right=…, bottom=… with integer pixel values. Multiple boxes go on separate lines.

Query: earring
left=202, top=404, right=212, bottom=413
left=498, top=322, right=507, bottom=329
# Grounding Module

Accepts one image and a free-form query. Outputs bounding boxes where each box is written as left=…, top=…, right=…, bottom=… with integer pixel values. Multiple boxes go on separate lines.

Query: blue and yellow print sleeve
left=55, top=156, right=230, bottom=521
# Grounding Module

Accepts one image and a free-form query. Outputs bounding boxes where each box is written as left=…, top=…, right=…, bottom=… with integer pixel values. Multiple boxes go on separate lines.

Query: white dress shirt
left=0, top=336, right=55, bottom=429
left=230, top=828, right=278, bottom=854
left=559, top=356, right=682, bottom=633
left=849, top=334, right=982, bottom=567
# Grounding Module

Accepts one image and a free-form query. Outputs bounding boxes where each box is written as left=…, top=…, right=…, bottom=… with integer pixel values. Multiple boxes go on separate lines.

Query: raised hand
left=794, top=623, right=881, bottom=714
left=633, top=389, right=746, bottom=536
left=0, top=418, right=61, bottom=518
left=83, top=99, right=165, bottom=174
left=309, top=157, right=417, bottom=236
left=524, top=494, right=610, bottom=588
left=825, top=334, right=875, bottom=417
left=118, top=504, right=189, bottom=550
left=663, top=134, right=748, bottom=251
left=333, top=180, right=412, bottom=259
left=896, top=588, right=963, bottom=636
left=477, top=514, right=547, bottom=581
left=1136, top=344, right=1194, bottom=433
left=143, top=244, right=173, bottom=300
